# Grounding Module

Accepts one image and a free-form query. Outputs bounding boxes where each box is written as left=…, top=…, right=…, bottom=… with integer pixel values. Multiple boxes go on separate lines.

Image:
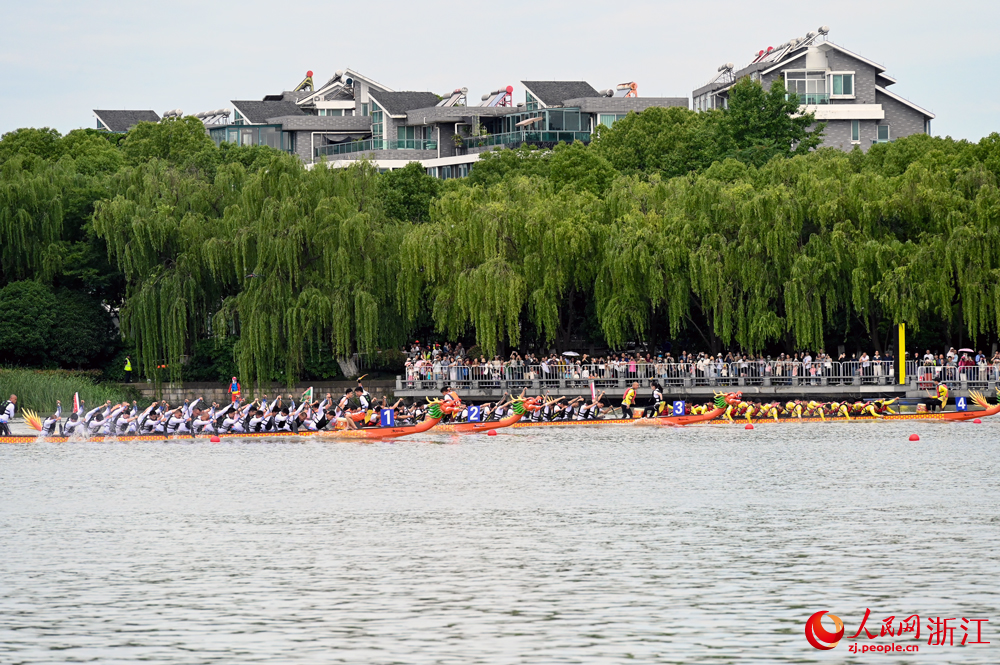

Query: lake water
left=1, top=421, right=997, bottom=663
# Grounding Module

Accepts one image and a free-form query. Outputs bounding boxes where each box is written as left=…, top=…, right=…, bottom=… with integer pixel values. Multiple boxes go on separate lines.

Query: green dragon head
left=512, top=400, right=526, bottom=415
left=427, top=403, right=443, bottom=419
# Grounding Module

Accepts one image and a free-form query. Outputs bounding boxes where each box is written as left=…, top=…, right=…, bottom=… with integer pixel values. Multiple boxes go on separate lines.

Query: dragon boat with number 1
left=5, top=400, right=458, bottom=444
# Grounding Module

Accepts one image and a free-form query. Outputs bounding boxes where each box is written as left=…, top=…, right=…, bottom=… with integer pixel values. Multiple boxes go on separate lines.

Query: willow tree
left=0, top=154, right=66, bottom=284
left=95, top=154, right=410, bottom=387
left=400, top=176, right=604, bottom=355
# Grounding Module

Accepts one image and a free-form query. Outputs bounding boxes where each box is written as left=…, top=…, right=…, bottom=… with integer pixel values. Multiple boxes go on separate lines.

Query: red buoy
left=909, top=434, right=920, bottom=441
left=487, top=429, right=497, bottom=436
left=210, top=436, right=220, bottom=443
left=306, top=70, right=314, bottom=77
left=745, top=424, right=754, bottom=430
left=974, top=419, right=982, bottom=424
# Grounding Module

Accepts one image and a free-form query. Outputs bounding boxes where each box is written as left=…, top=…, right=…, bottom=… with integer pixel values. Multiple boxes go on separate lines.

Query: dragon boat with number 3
left=512, top=389, right=1000, bottom=427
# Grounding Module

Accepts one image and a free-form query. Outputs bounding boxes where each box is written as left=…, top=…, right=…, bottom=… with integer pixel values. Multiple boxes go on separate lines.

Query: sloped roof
left=521, top=81, right=600, bottom=106
left=369, top=91, right=441, bottom=116
left=231, top=100, right=306, bottom=124
left=876, top=86, right=935, bottom=119
left=93, top=110, right=160, bottom=132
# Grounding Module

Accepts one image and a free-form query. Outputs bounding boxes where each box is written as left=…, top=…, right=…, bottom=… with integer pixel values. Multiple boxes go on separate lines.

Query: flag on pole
left=590, top=381, right=596, bottom=401
left=73, top=392, right=80, bottom=414
left=301, top=386, right=314, bottom=403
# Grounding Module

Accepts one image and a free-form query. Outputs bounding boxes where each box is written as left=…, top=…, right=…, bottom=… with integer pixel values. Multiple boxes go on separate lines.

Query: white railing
left=399, top=360, right=1000, bottom=392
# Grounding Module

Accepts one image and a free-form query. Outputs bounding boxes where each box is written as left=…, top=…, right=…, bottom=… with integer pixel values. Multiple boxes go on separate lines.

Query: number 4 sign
left=956, top=396, right=967, bottom=412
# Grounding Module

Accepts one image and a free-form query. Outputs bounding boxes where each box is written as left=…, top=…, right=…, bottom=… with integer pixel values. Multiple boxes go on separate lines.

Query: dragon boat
left=435, top=397, right=542, bottom=434
left=4, top=400, right=458, bottom=444
left=512, top=390, right=1000, bottom=427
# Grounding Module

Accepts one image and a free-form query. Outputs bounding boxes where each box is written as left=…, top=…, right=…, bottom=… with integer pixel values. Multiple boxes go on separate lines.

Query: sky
left=2, top=0, right=998, bottom=141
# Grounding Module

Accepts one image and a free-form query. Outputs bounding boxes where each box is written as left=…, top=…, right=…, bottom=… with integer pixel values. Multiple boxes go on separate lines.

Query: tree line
left=3, top=77, right=1000, bottom=386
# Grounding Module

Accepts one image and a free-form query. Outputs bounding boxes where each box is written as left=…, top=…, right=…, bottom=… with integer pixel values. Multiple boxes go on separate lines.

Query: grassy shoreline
left=0, top=369, right=140, bottom=415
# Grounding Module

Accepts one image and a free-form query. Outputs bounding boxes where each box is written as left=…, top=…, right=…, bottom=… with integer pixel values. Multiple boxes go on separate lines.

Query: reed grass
left=0, top=368, right=140, bottom=415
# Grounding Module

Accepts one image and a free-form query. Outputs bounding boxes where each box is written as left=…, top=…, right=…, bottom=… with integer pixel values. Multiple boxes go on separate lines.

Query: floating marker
left=909, top=434, right=920, bottom=441
left=745, top=424, right=754, bottom=430
left=974, top=419, right=982, bottom=424
left=487, top=430, right=497, bottom=436
left=210, top=436, right=221, bottom=443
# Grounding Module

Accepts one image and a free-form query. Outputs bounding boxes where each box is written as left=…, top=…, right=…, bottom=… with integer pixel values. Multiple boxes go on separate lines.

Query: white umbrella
left=562, top=351, right=580, bottom=357
left=958, top=348, right=974, bottom=353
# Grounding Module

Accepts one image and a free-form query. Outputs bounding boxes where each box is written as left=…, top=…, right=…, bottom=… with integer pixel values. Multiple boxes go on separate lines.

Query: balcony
left=787, top=93, right=829, bottom=105
left=457, top=130, right=591, bottom=150
left=316, top=139, right=438, bottom=157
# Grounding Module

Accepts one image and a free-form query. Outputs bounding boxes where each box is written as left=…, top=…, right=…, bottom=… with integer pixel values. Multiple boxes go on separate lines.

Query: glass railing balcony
left=458, top=130, right=591, bottom=149
left=787, top=93, right=830, bottom=105
left=315, top=139, right=438, bottom=157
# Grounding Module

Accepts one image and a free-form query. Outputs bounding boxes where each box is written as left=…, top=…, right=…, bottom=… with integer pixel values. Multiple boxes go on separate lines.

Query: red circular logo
left=805, top=610, right=844, bottom=650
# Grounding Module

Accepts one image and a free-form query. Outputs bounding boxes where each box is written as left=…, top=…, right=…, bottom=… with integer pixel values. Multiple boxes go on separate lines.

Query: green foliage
left=464, top=144, right=552, bottom=188
left=723, top=76, right=826, bottom=165
left=0, top=368, right=138, bottom=414
left=120, top=116, right=219, bottom=175
left=593, top=106, right=723, bottom=177
left=377, top=161, right=441, bottom=222
left=549, top=141, right=617, bottom=196
left=4, top=85, right=1000, bottom=386
left=0, top=281, right=119, bottom=368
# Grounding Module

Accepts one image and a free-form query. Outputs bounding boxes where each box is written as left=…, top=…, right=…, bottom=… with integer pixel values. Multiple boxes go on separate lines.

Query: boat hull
left=436, top=411, right=523, bottom=433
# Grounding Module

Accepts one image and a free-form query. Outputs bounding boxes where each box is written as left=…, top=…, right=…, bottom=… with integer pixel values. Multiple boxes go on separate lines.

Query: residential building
left=692, top=26, right=934, bottom=150
left=93, top=70, right=687, bottom=177
left=212, top=70, right=686, bottom=177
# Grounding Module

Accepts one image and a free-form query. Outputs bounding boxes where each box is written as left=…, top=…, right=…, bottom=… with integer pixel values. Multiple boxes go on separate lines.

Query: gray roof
left=404, top=106, right=517, bottom=124
left=93, top=109, right=160, bottom=132
left=521, top=81, right=600, bottom=106
left=263, top=90, right=314, bottom=103
left=231, top=100, right=306, bottom=124
left=369, top=91, right=441, bottom=116
left=265, top=115, right=373, bottom=131
left=563, top=97, right=689, bottom=113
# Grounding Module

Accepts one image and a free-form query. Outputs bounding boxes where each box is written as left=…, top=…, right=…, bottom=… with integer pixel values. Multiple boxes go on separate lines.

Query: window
left=851, top=120, right=860, bottom=142
left=925, top=119, right=932, bottom=135
left=784, top=71, right=828, bottom=104
left=526, top=91, right=539, bottom=111
left=599, top=114, right=628, bottom=128
left=440, top=165, right=453, bottom=179
left=232, top=109, right=244, bottom=126
left=426, top=167, right=437, bottom=178
left=362, top=103, right=369, bottom=116
left=96, top=118, right=104, bottom=129
left=876, top=125, right=890, bottom=143
left=371, top=102, right=383, bottom=148
left=397, top=125, right=416, bottom=148
left=831, top=73, right=854, bottom=97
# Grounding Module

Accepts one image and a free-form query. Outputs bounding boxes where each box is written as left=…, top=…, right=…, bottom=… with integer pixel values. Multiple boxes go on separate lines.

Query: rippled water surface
left=1, top=421, right=998, bottom=663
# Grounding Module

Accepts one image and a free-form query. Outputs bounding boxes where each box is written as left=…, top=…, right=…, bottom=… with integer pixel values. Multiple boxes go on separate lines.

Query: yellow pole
left=898, top=323, right=906, bottom=385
